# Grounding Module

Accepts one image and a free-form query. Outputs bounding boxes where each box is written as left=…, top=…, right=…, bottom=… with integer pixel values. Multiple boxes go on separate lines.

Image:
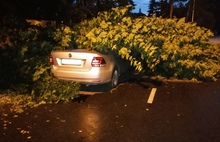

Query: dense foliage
left=61, top=6, right=220, bottom=81
left=0, top=23, right=80, bottom=105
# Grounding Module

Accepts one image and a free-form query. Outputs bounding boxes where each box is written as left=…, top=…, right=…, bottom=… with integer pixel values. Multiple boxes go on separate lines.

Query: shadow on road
left=78, top=71, right=163, bottom=99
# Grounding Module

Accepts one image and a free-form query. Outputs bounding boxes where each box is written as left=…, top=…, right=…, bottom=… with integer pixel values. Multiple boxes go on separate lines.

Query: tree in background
left=190, top=0, right=220, bottom=34
left=212, top=0, right=220, bottom=34
left=173, top=0, right=188, bottom=18
left=1, top=0, right=219, bottom=34
left=0, top=0, right=75, bottom=25
left=148, top=0, right=160, bottom=16
left=0, top=0, right=135, bottom=25
left=172, top=0, right=188, bottom=17
left=148, top=0, right=220, bottom=34
left=73, top=0, right=135, bottom=22
left=148, top=0, right=187, bottom=18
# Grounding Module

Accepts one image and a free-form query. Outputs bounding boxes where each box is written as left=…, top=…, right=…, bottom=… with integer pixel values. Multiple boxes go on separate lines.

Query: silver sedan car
left=50, top=49, right=129, bottom=88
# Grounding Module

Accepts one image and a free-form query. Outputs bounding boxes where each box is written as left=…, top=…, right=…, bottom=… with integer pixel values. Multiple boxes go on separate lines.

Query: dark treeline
left=0, top=0, right=135, bottom=24
left=0, top=0, right=219, bottom=33
left=148, top=0, right=220, bottom=34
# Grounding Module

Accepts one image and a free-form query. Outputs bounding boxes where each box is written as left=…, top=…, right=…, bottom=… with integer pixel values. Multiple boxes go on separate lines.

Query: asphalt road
left=1, top=79, right=220, bottom=142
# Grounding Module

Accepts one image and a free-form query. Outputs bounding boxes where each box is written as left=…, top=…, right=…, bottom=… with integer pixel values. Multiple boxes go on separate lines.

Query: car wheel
left=109, top=69, right=119, bottom=88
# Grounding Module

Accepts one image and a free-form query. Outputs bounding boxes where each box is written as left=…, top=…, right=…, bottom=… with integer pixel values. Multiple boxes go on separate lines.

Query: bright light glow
left=79, top=105, right=101, bottom=141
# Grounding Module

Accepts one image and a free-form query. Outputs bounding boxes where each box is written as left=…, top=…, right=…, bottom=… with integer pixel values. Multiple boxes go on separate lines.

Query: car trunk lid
left=50, top=49, right=107, bottom=72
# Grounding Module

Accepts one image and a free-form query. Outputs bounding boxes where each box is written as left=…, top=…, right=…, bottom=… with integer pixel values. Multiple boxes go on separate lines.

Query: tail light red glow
left=91, top=57, right=106, bottom=67
left=50, top=55, right=54, bottom=65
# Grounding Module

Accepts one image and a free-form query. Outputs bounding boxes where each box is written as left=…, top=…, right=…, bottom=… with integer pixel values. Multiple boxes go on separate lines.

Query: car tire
left=108, top=69, right=119, bottom=89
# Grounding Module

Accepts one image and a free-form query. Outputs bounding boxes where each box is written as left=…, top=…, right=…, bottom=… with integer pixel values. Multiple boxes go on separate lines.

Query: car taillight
left=50, top=55, right=54, bottom=65
left=91, top=57, right=106, bottom=67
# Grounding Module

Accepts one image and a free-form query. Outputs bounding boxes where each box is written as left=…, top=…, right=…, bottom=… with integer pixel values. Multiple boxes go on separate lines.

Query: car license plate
left=61, top=59, right=82, bottom=65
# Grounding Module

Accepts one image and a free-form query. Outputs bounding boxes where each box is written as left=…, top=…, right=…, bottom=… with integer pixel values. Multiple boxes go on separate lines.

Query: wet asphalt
left=1, top=78, right=220, bottom=142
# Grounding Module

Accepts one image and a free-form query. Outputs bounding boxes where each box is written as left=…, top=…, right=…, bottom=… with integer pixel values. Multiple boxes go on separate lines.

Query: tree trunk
left=191, top=0, right=196, bottom=22
left=186, top=0, right=192, bottom=22
left=169, top=0, right=174, bottom=18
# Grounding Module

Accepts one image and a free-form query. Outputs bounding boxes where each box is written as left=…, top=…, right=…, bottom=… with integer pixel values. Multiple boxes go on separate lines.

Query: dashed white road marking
left=147, top=88, right=157, bottom=104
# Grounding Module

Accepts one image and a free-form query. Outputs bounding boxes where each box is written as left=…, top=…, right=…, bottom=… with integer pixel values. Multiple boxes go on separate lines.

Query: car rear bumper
left=51, top=67, right=112, bottom=85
